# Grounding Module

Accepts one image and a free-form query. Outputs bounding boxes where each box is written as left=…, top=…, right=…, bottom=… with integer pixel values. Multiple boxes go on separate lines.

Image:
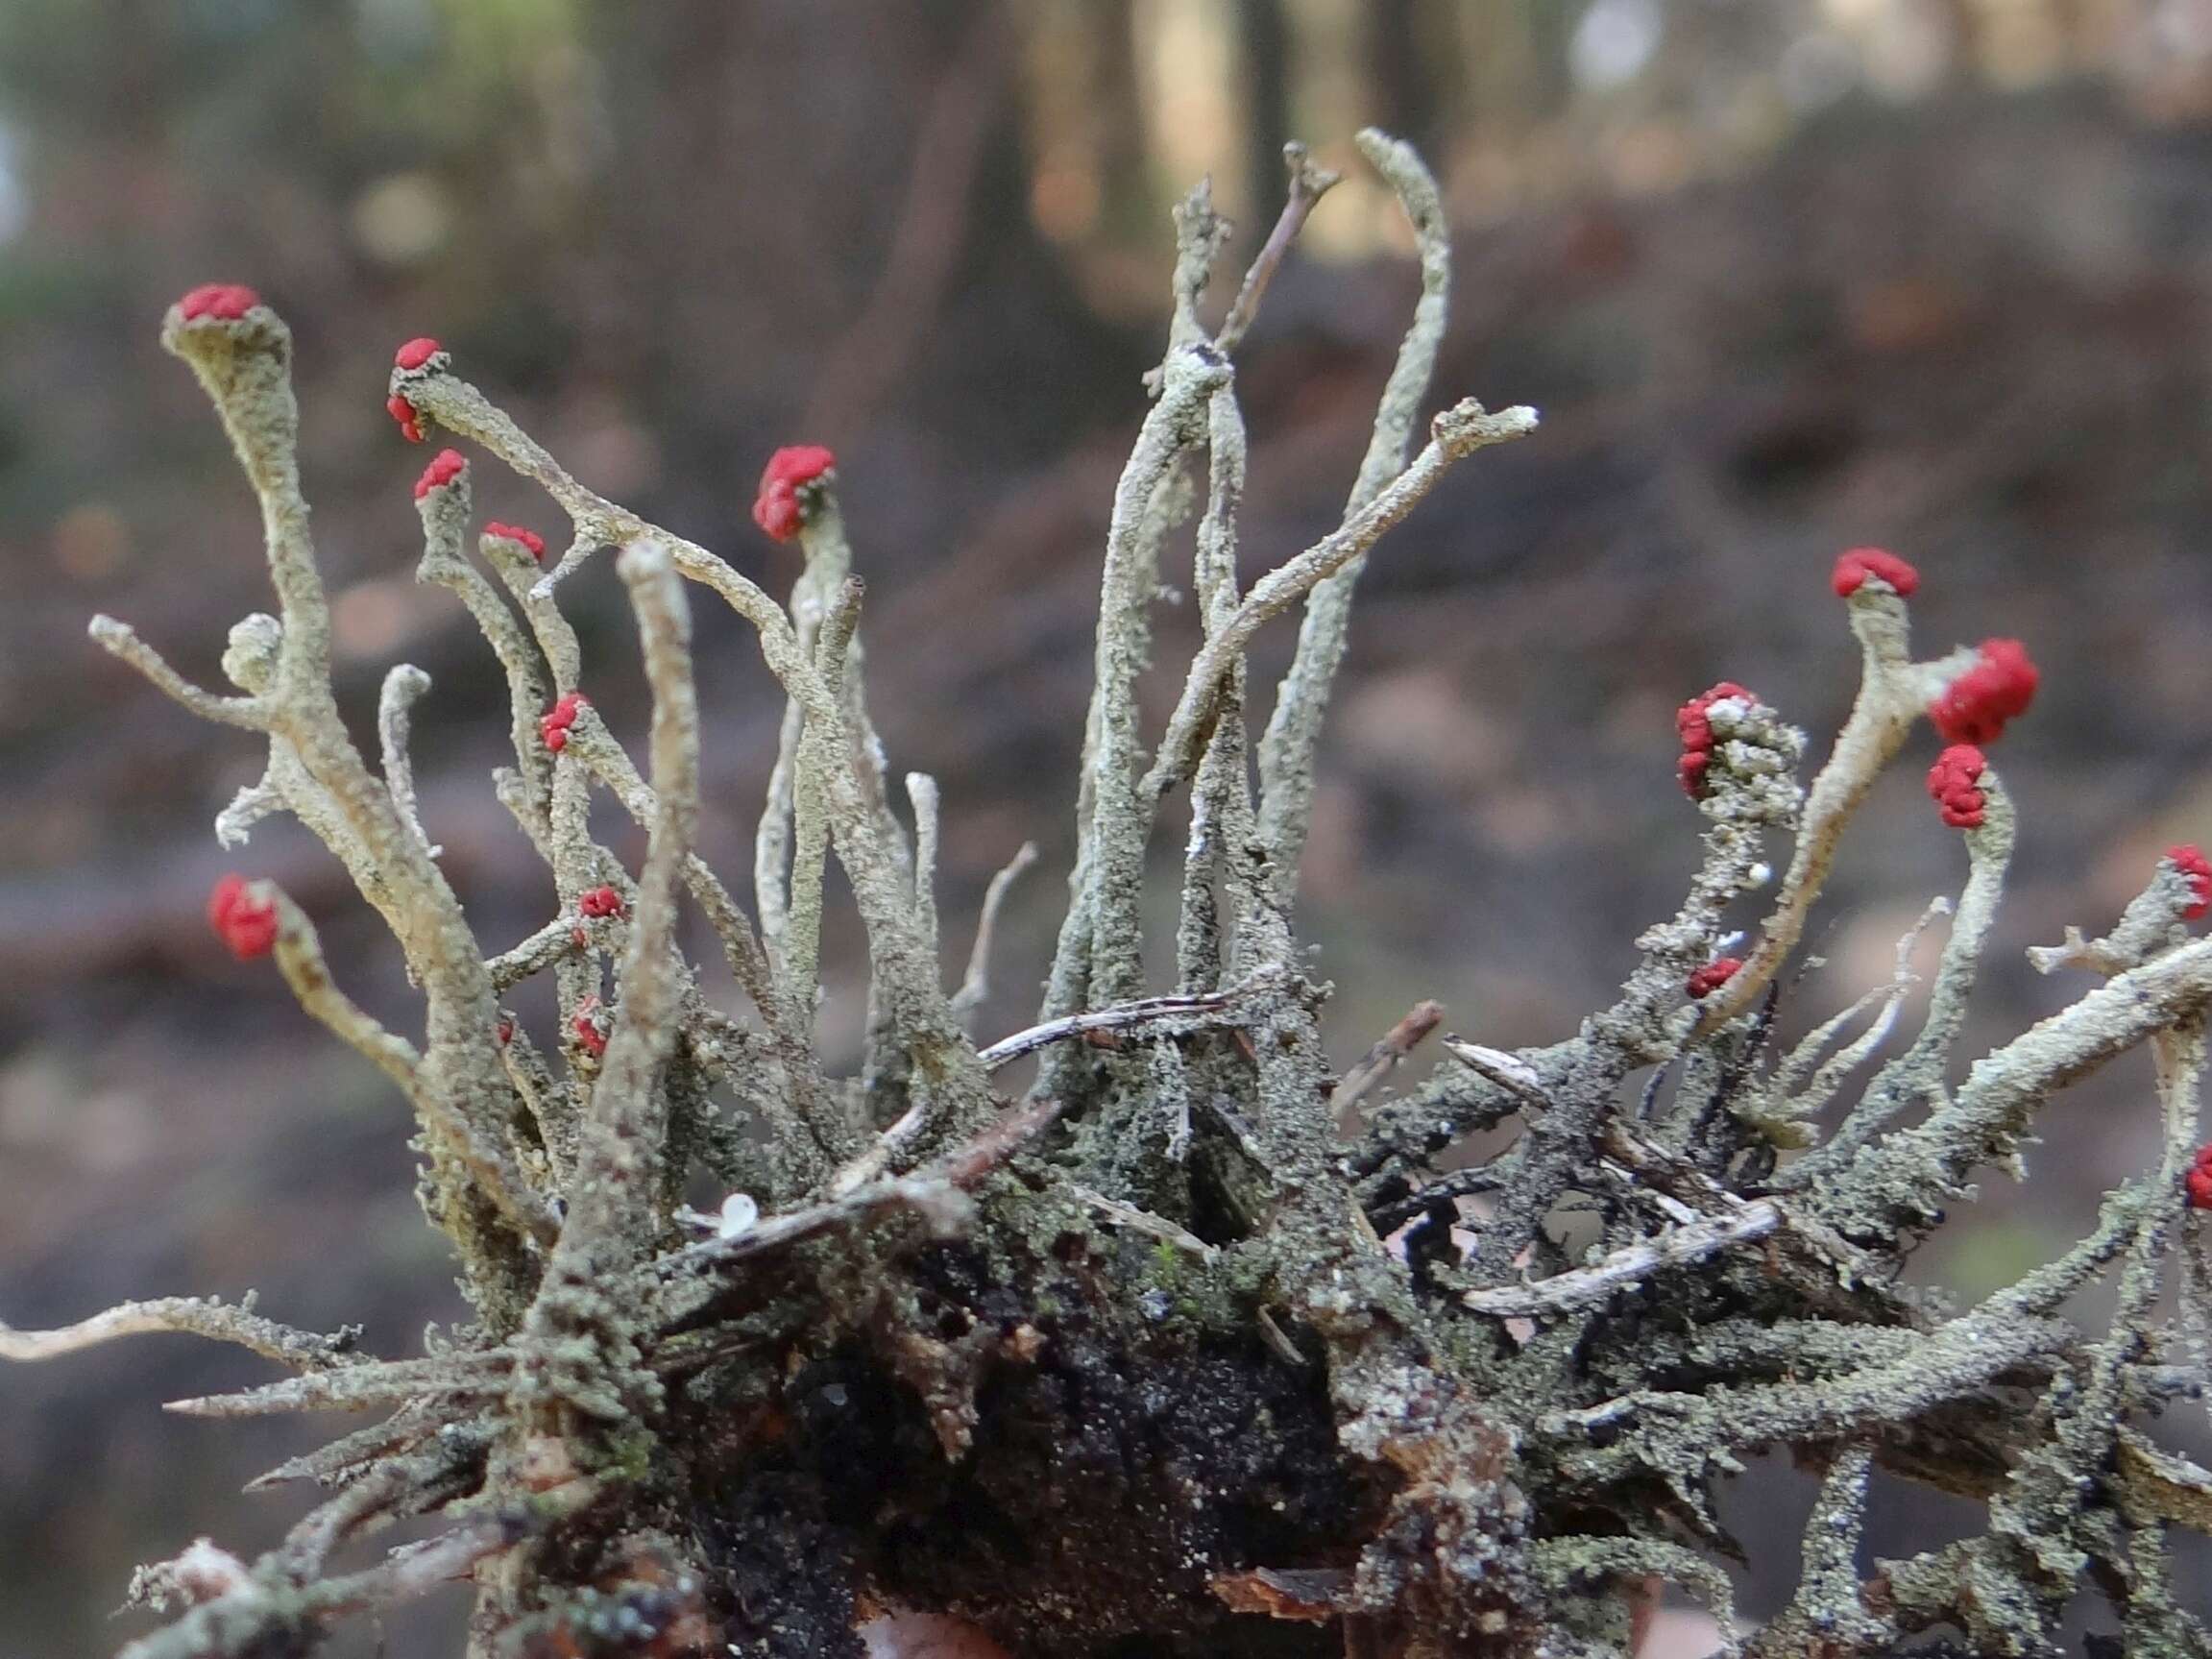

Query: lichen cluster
left=9, top=131, right=2212, bottom=1659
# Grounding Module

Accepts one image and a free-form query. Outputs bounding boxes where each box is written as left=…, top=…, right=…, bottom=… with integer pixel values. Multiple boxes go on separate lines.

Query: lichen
left=11, top=125, right=2212, bottom=1659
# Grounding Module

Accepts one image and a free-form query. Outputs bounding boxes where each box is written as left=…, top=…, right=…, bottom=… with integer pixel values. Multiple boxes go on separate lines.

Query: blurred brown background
left=7, top=0, right=2212, bottom=1651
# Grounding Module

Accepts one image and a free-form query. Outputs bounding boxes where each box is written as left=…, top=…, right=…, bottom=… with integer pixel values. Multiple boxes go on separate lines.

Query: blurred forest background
left=8, top=0, right=2212, bottom=1652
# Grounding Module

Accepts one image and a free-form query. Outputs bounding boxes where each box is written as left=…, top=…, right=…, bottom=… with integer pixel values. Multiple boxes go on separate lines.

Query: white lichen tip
left=1431, top=398, right=1541, bottom=456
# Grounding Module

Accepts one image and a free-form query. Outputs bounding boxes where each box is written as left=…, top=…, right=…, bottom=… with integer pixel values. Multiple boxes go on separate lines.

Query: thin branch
left=1176, top=379, right=1254, bottom=995
left=115, top=1484, right=595, bottom=1659
left=565, top=714, right=782, bottom=1032
left=166, top=1352, right=513, bottom=1418
left=1824, top=931, right=2212, bottom=1238
left=1786, top=783, right=2014, bottom=1184
left=978, top=978, right=1271, bottom=1069
left=88, top=617, right=271, bottom=731
left=1333, top=1000, right=1445, bottom=1113
left=1213, top=141, right=1342, bottom=354
left=245, top=1405, right=443, bottom=1491
left=264, top=886, right=431, bottom=1101
left=565, top=709, right=838, bottom=1184
left=821, top=982, right=1261, bottom=1198
left=258, top=885, right=551, bottom=1247
left=377, top=664, right=440, bottom=859
left=1253, top=126, right=1451, bottom=884
left=1740, top=899, right=1942, bottom=1146
left=952, top=840, right=1039, bottom=1022
left=757, top=494, right=896, bottom=960
left=1047, top=347, right=1228, bottom=1014
left=783, top=575, right=864, bottom=1019
left=1462, top=1200, right=1783, bottom=1319
left=1440, top=1037, right=1553, bottom=1109
left=486, top=917, right=586, bottom=994
left=1068, top=1183, right=1218, bottom=1259
left=1144, top=397, right=1538, bottom=801
left=418, top=523, right=557, bottom=842
left=550, top=541, right=698, bottom=1268
left=662, top=1096, right=1067, bottom=1291
left=908, top=771, right=941, bottom=964
left=0, top=1295, right=361, bottom=1370
left=2029, top=846, right=2209, bottom=979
